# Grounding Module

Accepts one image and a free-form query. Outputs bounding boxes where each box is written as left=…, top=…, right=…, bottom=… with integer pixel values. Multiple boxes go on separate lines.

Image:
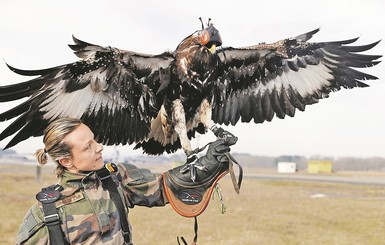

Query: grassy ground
left=1, top=164, right=385, bottom=245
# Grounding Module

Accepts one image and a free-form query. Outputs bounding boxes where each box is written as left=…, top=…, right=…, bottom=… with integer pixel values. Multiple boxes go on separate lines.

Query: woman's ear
left=58, top=157, right=73, bottom=169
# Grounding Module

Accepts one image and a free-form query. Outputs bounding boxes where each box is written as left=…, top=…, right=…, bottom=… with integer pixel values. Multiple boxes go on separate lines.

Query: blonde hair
left=34, top=118, right=82, bottom=177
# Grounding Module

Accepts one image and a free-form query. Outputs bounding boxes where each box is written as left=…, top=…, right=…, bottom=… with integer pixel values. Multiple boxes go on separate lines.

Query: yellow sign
left=308, top=160, right=333, bottom=173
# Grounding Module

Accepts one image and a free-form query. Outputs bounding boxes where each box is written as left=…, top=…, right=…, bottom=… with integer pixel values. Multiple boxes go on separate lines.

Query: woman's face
left=60, top=123, right=104, bottom=173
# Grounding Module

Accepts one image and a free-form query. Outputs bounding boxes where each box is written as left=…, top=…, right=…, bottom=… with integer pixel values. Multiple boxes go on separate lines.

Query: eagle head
left=198, top=24, right=222, bottom=53
left=174, top=19, right=223, bottom=91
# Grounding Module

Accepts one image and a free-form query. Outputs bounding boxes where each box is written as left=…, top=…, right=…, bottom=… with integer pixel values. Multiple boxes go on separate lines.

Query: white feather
left=251, top=63, right=334, bottom=98
left=40, top=83, right=127, bottom=121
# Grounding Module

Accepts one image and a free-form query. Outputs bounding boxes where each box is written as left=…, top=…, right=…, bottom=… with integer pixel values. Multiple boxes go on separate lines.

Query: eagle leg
left=172, top=99, right=194, bottom=156
left=198, top=99, right=238, bottom=145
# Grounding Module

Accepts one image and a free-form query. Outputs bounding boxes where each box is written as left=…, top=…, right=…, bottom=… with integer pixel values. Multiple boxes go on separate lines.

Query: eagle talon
left=179, top=154, right=197, bottom=174
left=186, top=154, right=197, bottom=163
left=179, top=161, right=197, bottom=182
left=179, top=154, right=207, bottom=182
left=211, top=126, right=238, bottom=145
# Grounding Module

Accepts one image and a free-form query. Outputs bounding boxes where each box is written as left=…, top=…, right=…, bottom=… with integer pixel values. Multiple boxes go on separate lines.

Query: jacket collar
left=59, top=170, right=99, bottom=196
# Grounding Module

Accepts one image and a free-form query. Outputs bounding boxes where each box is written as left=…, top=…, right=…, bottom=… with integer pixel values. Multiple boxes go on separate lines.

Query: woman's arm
left=117, top=163, right=168, bottom=208
left=16, top=204, right=49, bottom=245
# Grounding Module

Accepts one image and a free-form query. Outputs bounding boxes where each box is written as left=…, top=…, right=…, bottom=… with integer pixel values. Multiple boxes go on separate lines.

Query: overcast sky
left=0, top=0, right=384, bottom=159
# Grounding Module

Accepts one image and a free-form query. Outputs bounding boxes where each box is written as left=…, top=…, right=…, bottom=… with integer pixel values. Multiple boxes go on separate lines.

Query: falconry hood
left=199, top=23, right=222, bottom=53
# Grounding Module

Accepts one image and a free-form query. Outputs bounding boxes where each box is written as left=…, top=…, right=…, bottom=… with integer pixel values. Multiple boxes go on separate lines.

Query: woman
left=16, top=118, right=233, bottom=244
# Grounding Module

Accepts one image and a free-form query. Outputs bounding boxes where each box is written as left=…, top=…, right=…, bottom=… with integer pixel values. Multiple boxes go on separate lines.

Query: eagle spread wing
left=0, top=24, right=381, bottom=156
left=0, top=36, right=174, bottom=148
left=211, top=29, right=381, bottom=125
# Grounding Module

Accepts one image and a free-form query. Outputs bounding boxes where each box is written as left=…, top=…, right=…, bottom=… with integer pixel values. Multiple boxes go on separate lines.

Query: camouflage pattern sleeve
left=16, top=203, right=49, bottom=245
left=117, top=163, right=169, bottom=208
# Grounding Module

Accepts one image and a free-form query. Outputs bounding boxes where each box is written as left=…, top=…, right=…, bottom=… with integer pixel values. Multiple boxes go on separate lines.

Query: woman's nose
left=96, top=143, right=103, bottom=152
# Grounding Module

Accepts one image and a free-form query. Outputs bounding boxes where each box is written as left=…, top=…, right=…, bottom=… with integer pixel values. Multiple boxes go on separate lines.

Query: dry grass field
left=1, top=164, right=385, bottom=245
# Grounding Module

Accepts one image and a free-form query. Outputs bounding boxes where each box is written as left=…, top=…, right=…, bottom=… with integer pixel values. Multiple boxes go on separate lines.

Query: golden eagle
left=0, top=20, right=381, bottom=156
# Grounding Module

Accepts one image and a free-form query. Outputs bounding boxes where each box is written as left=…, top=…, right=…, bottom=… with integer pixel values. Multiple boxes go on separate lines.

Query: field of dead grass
left=1, top=164, right=385, bottom=245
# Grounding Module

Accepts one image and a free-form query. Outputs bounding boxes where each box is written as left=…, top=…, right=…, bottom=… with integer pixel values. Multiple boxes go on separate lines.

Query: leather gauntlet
left=162, top=138, right=236, bottom=217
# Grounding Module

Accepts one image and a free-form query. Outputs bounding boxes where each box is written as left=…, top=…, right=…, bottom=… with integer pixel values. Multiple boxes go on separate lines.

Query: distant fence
left=36, top=165, right=42, bottom=183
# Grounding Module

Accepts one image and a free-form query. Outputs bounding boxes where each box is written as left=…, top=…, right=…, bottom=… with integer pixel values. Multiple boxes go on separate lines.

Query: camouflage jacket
left=16, top=163, right=168, bottom=244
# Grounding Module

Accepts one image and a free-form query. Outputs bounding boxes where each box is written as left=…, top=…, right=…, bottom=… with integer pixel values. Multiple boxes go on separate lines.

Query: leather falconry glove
left=163, top=136, right=237, bottom=218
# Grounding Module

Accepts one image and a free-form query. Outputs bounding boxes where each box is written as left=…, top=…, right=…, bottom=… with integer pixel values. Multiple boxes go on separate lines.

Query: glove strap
left=177, top=216, right=198, bottom=245
left=181, top=142, right=211, bottom=182
left=225, top=152, right=243, bottom=194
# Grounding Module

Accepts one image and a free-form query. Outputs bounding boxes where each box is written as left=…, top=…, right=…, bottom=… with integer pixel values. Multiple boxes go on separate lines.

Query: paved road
left=2, top=162, right=385, bottom=186
left=245, top=172, right=385, bottom=186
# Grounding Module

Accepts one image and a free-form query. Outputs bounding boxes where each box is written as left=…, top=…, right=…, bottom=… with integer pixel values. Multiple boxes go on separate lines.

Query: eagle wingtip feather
left=295, top=28, right=320, bottom=42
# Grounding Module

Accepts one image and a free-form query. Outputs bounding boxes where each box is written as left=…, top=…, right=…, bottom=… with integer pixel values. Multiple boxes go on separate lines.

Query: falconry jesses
left=0, top=19, right=381, bottom=157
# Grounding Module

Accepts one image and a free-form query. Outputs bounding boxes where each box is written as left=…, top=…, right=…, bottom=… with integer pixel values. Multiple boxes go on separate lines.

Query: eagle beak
left=208, top=44, right=217, bottom=54
left=199, top=25, right=222, bottom=54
